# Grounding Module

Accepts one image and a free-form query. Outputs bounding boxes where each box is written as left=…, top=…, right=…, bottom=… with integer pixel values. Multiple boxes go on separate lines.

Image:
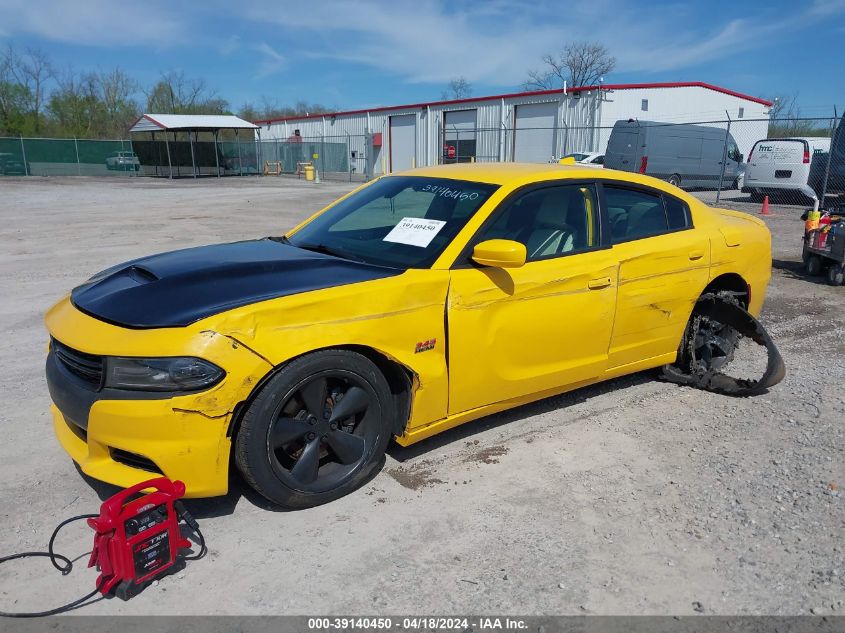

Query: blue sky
left=1, top=0, right=843, bottom=117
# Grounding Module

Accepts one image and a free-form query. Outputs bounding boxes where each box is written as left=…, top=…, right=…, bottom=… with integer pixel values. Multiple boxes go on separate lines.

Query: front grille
left=110, top=448, right=163, bottom=474
left=52, top=338, right=104, bottom=389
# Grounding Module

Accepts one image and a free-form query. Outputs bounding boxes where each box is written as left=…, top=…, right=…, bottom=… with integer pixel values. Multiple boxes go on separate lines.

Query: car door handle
left=688, top=250, right=705, bottom=261
left=588, top=277, right=612, bottom=290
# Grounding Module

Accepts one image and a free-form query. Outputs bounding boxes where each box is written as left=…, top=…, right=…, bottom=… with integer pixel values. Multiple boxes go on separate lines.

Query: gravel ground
left=0, top=176, right=841, bottom=616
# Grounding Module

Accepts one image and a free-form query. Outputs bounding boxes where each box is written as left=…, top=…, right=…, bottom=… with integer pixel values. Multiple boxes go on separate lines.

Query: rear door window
left=604, top=186, right=691, bottom=242
left=605, top=187, right=668, bottom=242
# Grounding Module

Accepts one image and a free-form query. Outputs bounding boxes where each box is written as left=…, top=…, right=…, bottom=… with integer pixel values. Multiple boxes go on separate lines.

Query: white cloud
left=254, top=42, right=285, bottom=78
left=0, top=0, right=841, bottom=89
left=0, top=0, right=186, bottom=47
left=244, top=0, right=845, bottom=85
left=220, top=34, right=241, bottom=56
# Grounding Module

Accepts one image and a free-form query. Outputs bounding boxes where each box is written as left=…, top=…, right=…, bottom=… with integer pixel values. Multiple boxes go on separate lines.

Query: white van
left=743, top=137, right=831, bottom=201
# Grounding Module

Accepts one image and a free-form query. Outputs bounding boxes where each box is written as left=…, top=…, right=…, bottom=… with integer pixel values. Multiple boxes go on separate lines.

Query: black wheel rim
left=692, top=313, right=738, bottom=371
left=265, top=370, right=381, bottom=494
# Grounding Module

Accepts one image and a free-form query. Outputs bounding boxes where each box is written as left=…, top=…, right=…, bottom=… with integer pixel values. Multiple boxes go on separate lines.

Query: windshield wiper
left=268, top=235, right=291, bottom=244
left=294, top=242, right=367, bottom=263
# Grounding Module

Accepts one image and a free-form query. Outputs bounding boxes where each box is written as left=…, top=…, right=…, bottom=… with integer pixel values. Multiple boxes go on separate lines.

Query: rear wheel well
left=701, top=273, right=749, bottom=308
left=228, top=345, right=414, bottom=442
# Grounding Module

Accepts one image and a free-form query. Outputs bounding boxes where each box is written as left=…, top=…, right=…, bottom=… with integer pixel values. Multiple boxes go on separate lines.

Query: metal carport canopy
left=129, top=114, right=259, bottom=132
left=129, top=114, right=259, bottom=179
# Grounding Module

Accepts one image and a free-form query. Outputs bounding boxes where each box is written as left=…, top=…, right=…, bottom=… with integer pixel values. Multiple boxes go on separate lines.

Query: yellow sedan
left=45, top=163, right=778, bottom=508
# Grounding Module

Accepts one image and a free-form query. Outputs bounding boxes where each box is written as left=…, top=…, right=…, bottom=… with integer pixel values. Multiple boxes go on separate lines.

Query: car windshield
left=287, top=176, right=499, bottom=268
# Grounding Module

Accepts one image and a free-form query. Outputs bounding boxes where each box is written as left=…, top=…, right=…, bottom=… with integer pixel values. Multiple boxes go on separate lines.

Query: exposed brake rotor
left=661, top=293, right=786, bottom=396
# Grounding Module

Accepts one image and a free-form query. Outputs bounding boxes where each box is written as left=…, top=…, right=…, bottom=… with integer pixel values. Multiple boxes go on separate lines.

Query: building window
left=738, top=107, right=745, bottom=119
left=641, top=99, right=649, bottom=112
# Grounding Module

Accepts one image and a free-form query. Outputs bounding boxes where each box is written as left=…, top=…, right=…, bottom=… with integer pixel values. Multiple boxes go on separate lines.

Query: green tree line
left=0, top=45, right=331, bottom=139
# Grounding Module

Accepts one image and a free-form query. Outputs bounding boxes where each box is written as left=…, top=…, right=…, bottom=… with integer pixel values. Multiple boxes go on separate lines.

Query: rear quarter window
left=664, top=196, right=692, bottom=230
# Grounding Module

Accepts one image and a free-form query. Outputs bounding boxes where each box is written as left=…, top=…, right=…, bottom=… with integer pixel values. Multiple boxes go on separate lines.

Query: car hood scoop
left=71, top=239, right=401, bottom=328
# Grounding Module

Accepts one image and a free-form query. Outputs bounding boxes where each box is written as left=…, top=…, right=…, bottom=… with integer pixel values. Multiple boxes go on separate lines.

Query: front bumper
left=51, top=401, right=231, bottom=497
left=45, top=297, right=273, bottom=497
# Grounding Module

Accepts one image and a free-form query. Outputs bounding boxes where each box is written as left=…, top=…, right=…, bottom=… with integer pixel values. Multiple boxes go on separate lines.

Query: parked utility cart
left=803, top=206, right=845, bottom=285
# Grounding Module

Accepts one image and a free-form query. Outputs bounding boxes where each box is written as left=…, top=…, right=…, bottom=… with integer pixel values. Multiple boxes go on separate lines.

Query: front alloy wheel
left=235, top=350, right=393, bottom=508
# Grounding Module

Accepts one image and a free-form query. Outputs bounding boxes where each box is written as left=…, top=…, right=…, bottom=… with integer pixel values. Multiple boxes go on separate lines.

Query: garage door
left=513, top=102, right=557, bottom=163
left=443, top=109, right=477, bottom=163
left=389, top=114, right=416, bottom=172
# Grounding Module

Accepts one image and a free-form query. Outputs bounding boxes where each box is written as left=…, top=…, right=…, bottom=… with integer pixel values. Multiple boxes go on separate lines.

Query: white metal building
left=255, top=82, right=772, bottom=175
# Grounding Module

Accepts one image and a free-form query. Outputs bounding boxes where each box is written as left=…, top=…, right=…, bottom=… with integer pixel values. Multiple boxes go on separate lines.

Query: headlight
left=105, top=357, right=224, bottom=392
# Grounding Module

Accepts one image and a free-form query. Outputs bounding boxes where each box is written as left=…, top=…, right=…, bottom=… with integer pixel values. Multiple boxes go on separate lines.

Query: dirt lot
left=0, top=176, right=842, bottom=616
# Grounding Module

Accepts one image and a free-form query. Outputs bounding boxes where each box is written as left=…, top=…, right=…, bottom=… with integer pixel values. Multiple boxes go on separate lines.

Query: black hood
left=71, top=239, right=402, bottom=328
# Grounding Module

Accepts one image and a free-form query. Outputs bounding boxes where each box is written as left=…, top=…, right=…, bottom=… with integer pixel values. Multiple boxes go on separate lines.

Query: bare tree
left=251, top=96, right=332, bottom=120
left=3, top=45, right=54, bottom=132
left=47, top=65, right=100, bottom=137
left=767, top=94, right=800, bottom=120
left=99, top=70, right=138, bottom=119
left=524, top=42, right=615, bottom=90
left=146, top=71, right=227, bottom=114
left=440, top=76, right=473, bottom=100
left=766, top=93, right=825, bottom=137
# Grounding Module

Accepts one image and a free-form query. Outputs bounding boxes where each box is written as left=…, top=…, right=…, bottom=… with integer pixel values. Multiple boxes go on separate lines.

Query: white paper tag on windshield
left=383, top=217, right=446, bottom=248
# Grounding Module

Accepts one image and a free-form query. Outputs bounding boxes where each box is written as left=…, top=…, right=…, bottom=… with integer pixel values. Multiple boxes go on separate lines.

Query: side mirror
left=738, top=153, right=744, bottom=163
left=472, top=239, right=527, bottom=269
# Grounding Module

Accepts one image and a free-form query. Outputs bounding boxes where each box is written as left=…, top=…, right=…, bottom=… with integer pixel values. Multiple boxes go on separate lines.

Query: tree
left=0, top=80, right=33, bottom=135
left=146, top=71, right=229, bottom=114
left=440, top=76, right=472, bottom=100
left=47, top=67, right=100, bottom=137
left=524, top=42, right=615, bottom=90
left=238, top=102, right=261, bottom=121
left=2, top=45, right=54, bottom=132
left=239, top=98, right=333, bottom=121
left=767, top=93, right=828, bottom=137
left=98, top=69, right=139, bottom=137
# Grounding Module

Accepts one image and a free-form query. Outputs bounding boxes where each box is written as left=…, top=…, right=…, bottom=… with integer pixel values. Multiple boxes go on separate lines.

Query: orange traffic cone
left=760, top=195, right=771, bottom=216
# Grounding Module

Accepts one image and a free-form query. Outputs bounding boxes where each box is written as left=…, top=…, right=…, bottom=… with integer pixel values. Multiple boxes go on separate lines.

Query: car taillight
left=803, top=149, right=810, bottom=164
left=639, top=156, right=648, bottom=174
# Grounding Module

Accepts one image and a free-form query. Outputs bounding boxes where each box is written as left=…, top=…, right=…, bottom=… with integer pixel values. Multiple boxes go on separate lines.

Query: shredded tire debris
left=662, top=293, right=786, bottom=396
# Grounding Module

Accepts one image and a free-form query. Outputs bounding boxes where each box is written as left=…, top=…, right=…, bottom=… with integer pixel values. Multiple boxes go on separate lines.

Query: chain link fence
left=0, top=137, right=141, bottom=177
left=254, top=134, right=367, bottom=182
left=436, top=115, right=844, bottom=206
left=3, top=115, right=843, bottom=202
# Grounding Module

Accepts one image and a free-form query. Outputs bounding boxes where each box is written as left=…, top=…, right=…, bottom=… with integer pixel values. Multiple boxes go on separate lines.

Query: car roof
left=396, top=162, right=668, bottom=189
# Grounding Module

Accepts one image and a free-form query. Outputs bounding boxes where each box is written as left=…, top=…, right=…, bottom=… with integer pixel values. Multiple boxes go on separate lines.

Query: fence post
left=19, top=136, right=29, bottom=176
left=213, top=130, right=220, bottom=177
left=74, top=138, right=81, bottom=176
left=164, top=131, right=173, bottom=179
left=347, top=132, right=352, bottom=182
left=716, top=113, right=732, bottom=205
left=236, top=129, right=243, bottom=176
left=820, top=107, right=838, bottom=203
left=129, top=136, right=137, bottom=177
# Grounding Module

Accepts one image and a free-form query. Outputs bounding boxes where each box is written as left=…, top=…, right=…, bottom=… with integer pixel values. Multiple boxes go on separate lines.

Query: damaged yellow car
left=45, top=163, right=779, bottom=508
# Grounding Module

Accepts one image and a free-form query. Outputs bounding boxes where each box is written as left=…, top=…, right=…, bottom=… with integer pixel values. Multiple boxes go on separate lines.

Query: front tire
left=235, top=350, right=393, bottom=508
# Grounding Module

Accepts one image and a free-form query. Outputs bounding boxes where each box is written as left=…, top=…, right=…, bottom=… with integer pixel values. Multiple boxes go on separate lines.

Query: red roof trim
left=252, top=81, right=772, bottom=125
left=128, top=114, right=167, bottom=129
left=142, top=114, right=168, bottom=128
